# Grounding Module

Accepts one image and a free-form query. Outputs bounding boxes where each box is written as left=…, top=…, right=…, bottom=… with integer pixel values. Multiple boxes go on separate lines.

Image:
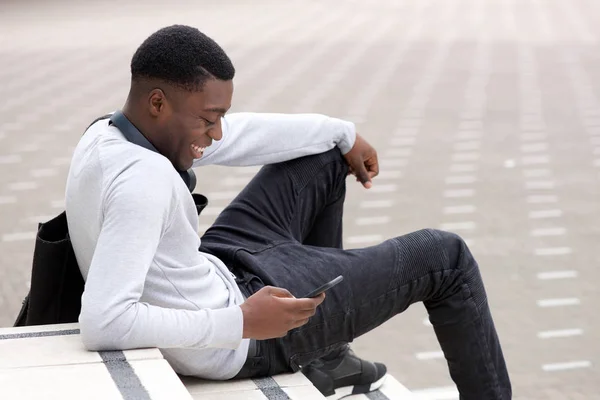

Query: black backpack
left=14, top=113, right=207, bottom=327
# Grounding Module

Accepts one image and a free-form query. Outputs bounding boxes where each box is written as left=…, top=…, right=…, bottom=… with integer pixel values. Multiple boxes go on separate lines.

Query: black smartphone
left=303, top=275, right=344, bottom=298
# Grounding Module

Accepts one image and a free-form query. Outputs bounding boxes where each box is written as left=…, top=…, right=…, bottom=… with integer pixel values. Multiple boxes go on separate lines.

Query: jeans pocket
left=233, top=263, right=266, bottom=298
left=246, top=274, right=265, bottom=294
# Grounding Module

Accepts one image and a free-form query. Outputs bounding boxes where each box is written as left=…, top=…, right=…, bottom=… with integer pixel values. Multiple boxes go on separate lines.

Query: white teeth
left=191, top=144, right=205, bottom=157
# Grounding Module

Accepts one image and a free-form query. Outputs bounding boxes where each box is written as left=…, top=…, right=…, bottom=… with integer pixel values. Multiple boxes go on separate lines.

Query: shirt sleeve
left=78, top=160, right=243, bottom=351
left=193, top=112, right=356, bottom=167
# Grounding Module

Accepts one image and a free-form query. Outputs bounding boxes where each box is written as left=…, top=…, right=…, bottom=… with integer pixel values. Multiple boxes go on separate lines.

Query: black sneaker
left=301, top=348, right=387, bottom=399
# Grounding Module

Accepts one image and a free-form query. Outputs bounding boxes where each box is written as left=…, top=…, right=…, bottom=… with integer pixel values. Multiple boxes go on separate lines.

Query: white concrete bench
left=0, top=323, right=415, bottom=399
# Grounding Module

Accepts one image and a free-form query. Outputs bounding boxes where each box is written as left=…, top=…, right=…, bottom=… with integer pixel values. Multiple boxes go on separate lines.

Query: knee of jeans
left=433, top=229, right=488, bottom=309
left=433, top=229, right=467, bottom=270
left=315, top=149, right=349, bottom=193
left=322, top=148, right=348, bottom=173
left=282, top=148, right=348, bottom=187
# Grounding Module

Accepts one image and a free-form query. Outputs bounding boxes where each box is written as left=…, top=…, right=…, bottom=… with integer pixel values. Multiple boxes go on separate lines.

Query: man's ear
left=148, top=88, right=167, bottom=117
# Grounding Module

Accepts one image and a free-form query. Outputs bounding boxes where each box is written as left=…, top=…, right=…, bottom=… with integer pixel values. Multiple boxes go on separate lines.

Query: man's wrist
left=240, top=302, right=250, bottom=339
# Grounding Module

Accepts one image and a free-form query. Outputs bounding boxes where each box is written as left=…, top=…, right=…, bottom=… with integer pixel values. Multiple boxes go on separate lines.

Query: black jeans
left=200, top=148, right=512, bottom=399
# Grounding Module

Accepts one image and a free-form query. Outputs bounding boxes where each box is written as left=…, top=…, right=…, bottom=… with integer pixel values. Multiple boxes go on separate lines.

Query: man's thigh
left=200, top=148, right=347, bottom=261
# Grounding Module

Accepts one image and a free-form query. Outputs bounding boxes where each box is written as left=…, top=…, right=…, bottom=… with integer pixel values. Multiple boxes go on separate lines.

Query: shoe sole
left=325, top=373, right=388, bottom=399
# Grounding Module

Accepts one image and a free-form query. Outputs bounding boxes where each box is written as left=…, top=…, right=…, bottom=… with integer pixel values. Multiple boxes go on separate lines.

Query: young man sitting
left=66, top=24, right=511, bottom=399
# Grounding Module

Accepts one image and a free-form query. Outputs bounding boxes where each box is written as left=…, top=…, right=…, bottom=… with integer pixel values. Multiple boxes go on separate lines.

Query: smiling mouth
left=191, top=144, right=206, bottom=158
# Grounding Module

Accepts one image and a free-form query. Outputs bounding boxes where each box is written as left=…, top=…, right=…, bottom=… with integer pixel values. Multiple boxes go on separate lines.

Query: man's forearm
left=194, top=112, right=356, bottom=167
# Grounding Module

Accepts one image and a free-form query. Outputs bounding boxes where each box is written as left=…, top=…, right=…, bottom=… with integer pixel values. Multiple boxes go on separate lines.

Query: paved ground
left=1, top=0, right=599, bottom=398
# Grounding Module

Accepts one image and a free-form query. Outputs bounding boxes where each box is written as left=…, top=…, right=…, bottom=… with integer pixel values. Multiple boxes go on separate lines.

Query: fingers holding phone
left=240, top=286, right=325, bottom=340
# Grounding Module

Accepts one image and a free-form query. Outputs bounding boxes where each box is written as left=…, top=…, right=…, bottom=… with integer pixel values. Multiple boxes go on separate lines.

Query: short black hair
left=131, top=24, right=235, bottom=91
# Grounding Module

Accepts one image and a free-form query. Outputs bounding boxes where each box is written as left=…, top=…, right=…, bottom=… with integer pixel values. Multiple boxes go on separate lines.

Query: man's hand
left=343, top=133, right=379, bottom=189
left=240, top=286, right=325, bottom=340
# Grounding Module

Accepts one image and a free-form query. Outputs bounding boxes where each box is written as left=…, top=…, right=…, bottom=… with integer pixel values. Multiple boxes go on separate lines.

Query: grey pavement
left=1, top=0, right=599, bottom=398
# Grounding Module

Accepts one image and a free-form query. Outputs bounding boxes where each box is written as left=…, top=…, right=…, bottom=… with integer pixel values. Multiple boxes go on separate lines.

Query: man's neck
left=121, top=100, right=157, bottom=147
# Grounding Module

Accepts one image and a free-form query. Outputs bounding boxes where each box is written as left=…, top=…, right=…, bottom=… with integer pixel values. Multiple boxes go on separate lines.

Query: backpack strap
left=85, top=113, right=112, bottom=132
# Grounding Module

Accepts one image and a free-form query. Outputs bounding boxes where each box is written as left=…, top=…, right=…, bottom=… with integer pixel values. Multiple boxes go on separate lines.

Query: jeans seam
left=389, top=237, right=402, bottom=293
left=470, top=297, right=503, bottom=398
left=238, top=239, right=290, bottom=256
left=453, top=246, right=503, bottom=397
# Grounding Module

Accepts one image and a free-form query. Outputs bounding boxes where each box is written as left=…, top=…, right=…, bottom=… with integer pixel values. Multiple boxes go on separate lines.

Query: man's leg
left=243, top=231, right=511, bottom=399
left=200, top=149, right=511, bottom=398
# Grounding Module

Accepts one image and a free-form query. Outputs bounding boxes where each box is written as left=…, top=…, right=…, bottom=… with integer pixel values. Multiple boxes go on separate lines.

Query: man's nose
left=207, top=119, right=223, bottom=141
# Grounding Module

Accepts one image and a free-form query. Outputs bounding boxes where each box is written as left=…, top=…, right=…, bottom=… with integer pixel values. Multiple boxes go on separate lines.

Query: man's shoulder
left=69, top=121, right=179, bottom=201
left=83, top=122, right=174, bottom=178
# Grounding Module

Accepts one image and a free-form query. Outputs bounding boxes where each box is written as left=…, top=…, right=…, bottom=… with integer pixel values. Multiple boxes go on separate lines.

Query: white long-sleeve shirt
left=65, top=112, right=356, bottom=379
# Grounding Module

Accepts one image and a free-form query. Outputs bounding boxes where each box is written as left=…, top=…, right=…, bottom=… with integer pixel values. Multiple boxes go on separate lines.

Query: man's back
left=65, top=118, right=249, bottom=380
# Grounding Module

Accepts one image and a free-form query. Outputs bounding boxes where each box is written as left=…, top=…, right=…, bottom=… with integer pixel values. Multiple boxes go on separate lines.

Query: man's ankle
left=319, top=343, right=350, bottom=362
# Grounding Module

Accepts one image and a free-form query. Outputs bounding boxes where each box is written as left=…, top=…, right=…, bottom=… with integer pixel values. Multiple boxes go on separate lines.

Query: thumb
left=353, top=158, right=372, bottom=188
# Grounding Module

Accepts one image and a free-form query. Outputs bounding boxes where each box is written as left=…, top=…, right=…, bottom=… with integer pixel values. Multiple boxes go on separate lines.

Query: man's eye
left=201, top=117, right=215, bottom=126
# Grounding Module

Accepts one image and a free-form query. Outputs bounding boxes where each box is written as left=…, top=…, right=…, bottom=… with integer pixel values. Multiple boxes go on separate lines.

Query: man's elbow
left=78, top=307, right=130, bottom=351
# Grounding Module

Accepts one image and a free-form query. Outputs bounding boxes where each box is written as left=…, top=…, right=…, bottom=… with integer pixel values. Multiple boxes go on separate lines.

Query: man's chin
left=171, top=158, right=191, bottom=172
